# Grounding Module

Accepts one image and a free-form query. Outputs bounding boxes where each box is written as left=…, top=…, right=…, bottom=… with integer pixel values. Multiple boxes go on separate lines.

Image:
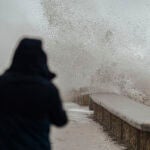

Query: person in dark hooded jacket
left=0, top=38, right=68, bottom=150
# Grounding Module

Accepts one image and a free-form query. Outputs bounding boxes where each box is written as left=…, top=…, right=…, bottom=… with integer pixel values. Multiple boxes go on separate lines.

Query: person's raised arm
left=48, top=84, right=68, bottom=127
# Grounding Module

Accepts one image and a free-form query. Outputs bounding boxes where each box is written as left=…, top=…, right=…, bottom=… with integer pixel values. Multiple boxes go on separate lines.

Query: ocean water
left=0, top=0, right=150, bottom=104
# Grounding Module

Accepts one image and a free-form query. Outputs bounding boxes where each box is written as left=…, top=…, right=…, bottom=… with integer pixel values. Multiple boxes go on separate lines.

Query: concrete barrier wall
left=75, top=94, right=90, bottom=106
left=92, top=101, right=150, bottom=150
left=74, top=91, right=150, bottom=149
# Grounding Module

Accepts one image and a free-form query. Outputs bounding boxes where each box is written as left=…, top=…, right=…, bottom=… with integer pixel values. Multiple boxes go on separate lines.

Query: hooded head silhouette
left=6, top=38, right=56, bottom=80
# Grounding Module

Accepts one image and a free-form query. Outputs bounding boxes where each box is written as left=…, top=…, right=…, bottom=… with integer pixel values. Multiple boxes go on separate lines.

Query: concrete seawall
left=75, top=92, right=150, bottom=150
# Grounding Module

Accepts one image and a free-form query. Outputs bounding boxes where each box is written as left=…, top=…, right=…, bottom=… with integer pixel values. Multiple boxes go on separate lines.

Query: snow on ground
left=51, top=102, right=126, bottom=150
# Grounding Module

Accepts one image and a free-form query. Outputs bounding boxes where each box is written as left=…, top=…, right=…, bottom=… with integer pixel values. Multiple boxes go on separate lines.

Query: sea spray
left=42, top=0, right=150, bottom=104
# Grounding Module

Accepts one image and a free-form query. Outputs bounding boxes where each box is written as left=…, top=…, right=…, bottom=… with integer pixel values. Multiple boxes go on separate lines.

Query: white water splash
left=0, top=0, right=150, bottom=105
left=42, top=0, right=150, bottom=105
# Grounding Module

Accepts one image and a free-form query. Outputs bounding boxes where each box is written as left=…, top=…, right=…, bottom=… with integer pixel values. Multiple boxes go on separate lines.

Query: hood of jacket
left=6, top=38, right=56, bottom=80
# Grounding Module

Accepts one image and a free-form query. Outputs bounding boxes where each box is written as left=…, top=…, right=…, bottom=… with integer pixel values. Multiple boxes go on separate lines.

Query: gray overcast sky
left=0, top=0, right=47, bottom=73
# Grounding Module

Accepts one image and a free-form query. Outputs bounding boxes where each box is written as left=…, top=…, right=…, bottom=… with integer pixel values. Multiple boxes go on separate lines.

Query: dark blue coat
left=0, top=38, right=68, bottom=150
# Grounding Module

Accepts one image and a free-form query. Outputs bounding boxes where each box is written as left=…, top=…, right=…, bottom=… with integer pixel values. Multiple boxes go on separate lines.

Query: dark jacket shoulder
left=0, top=73, right=68, bottom=127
